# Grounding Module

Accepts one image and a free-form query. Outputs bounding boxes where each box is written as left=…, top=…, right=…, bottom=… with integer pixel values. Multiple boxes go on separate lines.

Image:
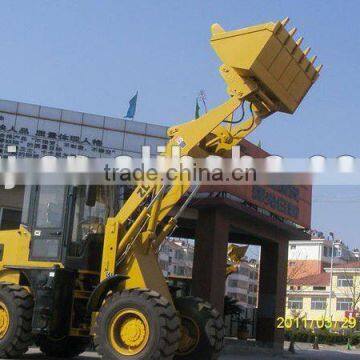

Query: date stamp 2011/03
left=277, top=316, right=358, bottom=330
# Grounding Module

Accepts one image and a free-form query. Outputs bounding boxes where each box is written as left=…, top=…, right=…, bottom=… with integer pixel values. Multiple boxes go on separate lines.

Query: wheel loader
left=0, top=18, right=320, bottom=359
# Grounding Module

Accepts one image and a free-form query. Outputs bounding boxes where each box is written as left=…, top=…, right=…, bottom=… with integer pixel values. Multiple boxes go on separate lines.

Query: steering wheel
left=78, top=217, right=103, bottom=246
left=78, top=216, right=102, bottom=227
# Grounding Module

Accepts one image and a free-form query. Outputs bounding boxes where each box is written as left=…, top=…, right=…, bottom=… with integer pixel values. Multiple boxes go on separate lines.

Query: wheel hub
left=178, top=316, right=200, bottom=355
left=120, top=317, right=146, bottom=347
left=109, top=309, right=150, bottom=355
left=0, top=302, right=10, bottom=339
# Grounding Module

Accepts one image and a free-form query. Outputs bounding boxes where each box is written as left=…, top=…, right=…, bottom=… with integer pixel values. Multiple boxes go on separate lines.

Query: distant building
left=158, top=239, right=259, bottom=309
left=0, top=99, right=166, bottom=159
left=288, top=233, right=357, bottom=280
left=0, top=98, right=168, bottom=215
left=286, top=261, right=360, bottom=324
left=158, top=239, right=194, bottom=278
left=226, top=259, right=259, bottom=309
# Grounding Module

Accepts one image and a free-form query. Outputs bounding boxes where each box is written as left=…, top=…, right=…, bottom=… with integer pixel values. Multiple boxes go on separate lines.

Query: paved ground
left=221, top=341, right=360, bottom=359
left=3, top=343, right=360, bottom=359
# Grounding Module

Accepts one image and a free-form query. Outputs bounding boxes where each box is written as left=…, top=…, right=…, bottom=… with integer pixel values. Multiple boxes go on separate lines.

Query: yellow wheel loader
left=0, top=19, right=320, bottom=359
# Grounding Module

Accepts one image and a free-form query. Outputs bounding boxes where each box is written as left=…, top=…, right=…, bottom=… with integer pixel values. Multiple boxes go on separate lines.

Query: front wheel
left=0, top=284, right=33, bottom=359
left=94, top=289, right=181, bottom=359
left=174, top=296, right=225, bottom=360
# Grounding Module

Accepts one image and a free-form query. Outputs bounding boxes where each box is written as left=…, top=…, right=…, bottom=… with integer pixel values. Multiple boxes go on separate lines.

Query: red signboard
left=345, top=310, right=359, bottom=319
left=200, top=139, right=312, bottom=229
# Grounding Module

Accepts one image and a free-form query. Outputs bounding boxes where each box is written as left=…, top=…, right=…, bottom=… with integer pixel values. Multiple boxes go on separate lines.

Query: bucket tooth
left=281, top=17, right=290, bottom=26
left=310, top=55, right=317, bottom=64
left=304, top=47, right=311, bottom=55
left=211, top=23, right=225, bottom=35
left=292, top=37, right=304, bottom=54
left=316, top=64, right=323, bottom=73
left=296, top=37, right=304, bottom=46
left=289, top=27, right=297, bottom=36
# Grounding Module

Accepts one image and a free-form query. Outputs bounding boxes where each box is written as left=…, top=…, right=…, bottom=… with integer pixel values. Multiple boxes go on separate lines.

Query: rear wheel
left=174, top=296, right=225, bottom=360
left=0, top=284, right=33, bottom=359
left=37, top=335, right=90, bottom=358
left=94, top=288, right=181, bottom=359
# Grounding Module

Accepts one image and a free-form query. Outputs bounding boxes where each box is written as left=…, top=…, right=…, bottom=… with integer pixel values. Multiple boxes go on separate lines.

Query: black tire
left=37, top=335, right=90, bottom=358
left=174, top=296, right=225, bottom=360
left=0, top=284, right=33, bottom=359
left=94, top=288, right=181, bottom=360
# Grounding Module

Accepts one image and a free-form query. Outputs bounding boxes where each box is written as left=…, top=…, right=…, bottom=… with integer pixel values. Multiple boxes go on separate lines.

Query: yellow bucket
left=211, top=18, right=321, bottom=114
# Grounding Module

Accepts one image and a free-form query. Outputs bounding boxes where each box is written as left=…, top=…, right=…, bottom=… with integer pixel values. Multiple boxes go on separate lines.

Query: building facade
left=0, top=98, right=168, bottom=213
left=158, top=239, right=194, bottom=278
left=225, top=259, right=258, bottom=309
left=288, top=233, right=358, bottom=280
left=286, top=261, right=360, bottom=324
left=0, top=98, right=167, bottom=159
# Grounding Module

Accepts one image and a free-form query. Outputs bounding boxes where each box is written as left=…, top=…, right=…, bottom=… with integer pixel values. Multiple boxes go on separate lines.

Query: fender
left=87, top=274, right=129, bottom=313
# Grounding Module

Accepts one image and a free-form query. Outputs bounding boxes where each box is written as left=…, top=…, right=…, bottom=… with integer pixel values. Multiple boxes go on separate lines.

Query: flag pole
left=133, top=91, right=138, bottom=121
left=199, top=90, right=208, bottom=113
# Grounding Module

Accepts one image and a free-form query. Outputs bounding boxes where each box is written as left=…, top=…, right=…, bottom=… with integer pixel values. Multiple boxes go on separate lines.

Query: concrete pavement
left=2, top=343, right=360, bottom=359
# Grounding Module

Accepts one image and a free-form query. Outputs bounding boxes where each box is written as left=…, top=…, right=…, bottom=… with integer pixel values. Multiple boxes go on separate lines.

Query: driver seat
left=66, top=234, right=104, bottom=272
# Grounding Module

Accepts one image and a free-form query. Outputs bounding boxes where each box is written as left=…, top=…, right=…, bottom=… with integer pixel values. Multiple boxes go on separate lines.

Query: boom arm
left=100, top=18, right=321, bottom=301
left=101, top=92, right=265, bottom=283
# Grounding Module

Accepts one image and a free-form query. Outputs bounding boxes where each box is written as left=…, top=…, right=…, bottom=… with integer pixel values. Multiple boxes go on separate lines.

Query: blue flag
left=125, top=92, right=138, bottom=119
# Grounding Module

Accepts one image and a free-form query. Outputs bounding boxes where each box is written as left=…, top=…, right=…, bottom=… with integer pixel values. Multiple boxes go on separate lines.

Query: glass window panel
left=36, top=120, right=60, bottom=156
left=40, top=106, right=62, bottom=120
left=0, top=112, right=16, bottom=129
left=18, top=103, right=40, bottom=117
left=15, top=116, right=38, bottom=136
left=31, top=238, right=61, bottom=259
left=62, top=110, right=83, bottom=124
left=146, top=124, right=167, bottom=138
left=37, top=119, right=60, bottom=133
left=336, top=298, right=352, bottom=311
left=288, top=297, right=303, bottom=309
left=83, top=113, right=105, bottom=127
left=103, top=130, right=124, bottom=149
left=21, top=186, right=32, bottom=225
left=122, top=150, right=141, bottom=157
left=58, top=122, right=82, bottom=156
left=35, top=186, right=65, bottom=228
left=125, top=120, right=146, bottom=134
left=104, top=117, right=126, bottom=131
left=80, top=126, right=104, bottom=157
left=337, top=275, right=353, bottom=287
left=123, top=134, right=145, bottom=153
left=311, top=297, right=327, bottom=310
left=108, top=149, right=122, bottom=157
left=60, top=122, right=82, bottom=137
left=145, top=136, right=166, bottom=155
left=0, top=100, right=17, bottom=113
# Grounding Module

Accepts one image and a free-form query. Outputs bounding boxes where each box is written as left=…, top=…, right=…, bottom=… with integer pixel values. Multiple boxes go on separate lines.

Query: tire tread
left=0, top=284, right=33, bottom=359
left=94, top=288, right=181, bottom=360
left=174, top=296, right=225, bottom=360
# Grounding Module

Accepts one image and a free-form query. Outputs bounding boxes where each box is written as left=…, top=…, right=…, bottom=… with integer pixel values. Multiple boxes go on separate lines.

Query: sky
left=0, top=0, right=359, bottom=249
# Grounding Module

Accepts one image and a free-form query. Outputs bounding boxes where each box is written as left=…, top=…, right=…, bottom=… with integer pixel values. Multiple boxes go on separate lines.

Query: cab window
left=35, top=186, right=65, bottom=228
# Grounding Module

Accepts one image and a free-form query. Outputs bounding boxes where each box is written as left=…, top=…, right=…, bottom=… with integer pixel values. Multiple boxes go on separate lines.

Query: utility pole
left=328, top=232, right=335, bottom=319
left=198, top=90, right=208, bottom=113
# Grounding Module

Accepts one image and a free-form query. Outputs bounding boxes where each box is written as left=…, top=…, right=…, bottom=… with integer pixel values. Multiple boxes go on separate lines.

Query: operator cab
left=21, top=185, right=118, bottom=271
